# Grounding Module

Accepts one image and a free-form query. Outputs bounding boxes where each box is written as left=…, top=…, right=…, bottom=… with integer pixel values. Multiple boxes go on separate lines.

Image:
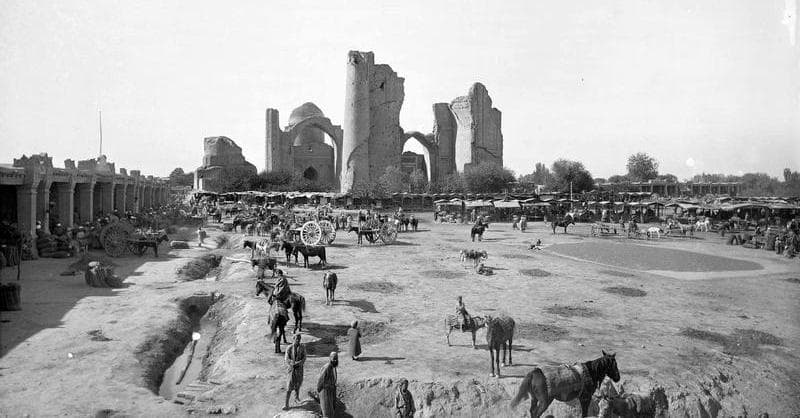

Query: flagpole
left=99, top=110, right=103, bottom=156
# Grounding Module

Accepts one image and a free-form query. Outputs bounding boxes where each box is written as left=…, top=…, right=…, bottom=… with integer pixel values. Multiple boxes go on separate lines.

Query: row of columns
left=15, top=178, right=169, bottom=238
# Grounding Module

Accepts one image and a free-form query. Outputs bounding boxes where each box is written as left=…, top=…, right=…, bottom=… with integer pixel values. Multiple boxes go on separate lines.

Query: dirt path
left=1, top=217, right=798, bottom=417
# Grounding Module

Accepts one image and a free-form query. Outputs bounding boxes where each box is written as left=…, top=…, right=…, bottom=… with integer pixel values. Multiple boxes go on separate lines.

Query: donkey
left=510, top=351, right=620, bottom=418
left=444, top=314, right=487, bottom=348
left=551, top=215, right=575, bottom=234
left=323, top=272, right=338, bottom=305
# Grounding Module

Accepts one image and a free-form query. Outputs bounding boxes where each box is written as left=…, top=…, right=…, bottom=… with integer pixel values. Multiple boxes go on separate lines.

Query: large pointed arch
left=286, top=116, right=343, bottom=188
left=401, top=131, right=439, bottom=183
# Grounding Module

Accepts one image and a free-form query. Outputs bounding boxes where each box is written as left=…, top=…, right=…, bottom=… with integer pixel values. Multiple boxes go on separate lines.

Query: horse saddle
left=539, top=363, right=590, bottom=401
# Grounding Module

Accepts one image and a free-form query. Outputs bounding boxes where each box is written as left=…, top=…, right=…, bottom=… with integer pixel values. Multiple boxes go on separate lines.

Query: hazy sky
left=1, top=0, right=798, bottom=180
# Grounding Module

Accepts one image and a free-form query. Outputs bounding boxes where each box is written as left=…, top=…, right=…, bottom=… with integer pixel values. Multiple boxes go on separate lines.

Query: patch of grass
left=422, top=270, right=467, bottom=280
left=544, top=304, right=599, bottom=318
left=516, top=322, right=569, bottom=342
left=348, top=281, right=404, bottom=294
left=602, top=286, right=647, bottom=297
left=519, top=268, right=551, bottom=277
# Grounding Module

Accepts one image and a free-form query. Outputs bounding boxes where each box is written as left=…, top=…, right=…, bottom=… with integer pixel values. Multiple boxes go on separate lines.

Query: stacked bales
left=84, top=261, right=125, bottom=288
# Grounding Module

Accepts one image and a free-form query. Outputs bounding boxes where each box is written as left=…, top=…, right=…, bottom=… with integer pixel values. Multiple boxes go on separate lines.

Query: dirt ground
left=1, top=216, right=798, bottom=417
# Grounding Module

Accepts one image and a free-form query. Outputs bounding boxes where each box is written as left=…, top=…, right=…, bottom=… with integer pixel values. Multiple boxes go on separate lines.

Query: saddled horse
left=257, top=280, right=306, bottom=335
left=510, top=351, right=620, bottom=417
left=444, top=314, right=487, bottom=348
left=323, top=272, right=338, bottom=305
left=486, top=315, right=515, bottom=377
left=551, top=214, right=575, bottom=234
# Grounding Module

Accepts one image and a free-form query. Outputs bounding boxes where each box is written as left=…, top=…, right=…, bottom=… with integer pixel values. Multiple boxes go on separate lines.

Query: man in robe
left=347, top=321, right=362, bottom=361
left=316, top=352, right=338, bottom=418
left=284, top=334, right=306, bottom=410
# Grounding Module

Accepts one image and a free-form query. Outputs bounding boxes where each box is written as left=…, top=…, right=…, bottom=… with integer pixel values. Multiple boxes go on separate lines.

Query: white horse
left=646, top=227, right=664, bottom=239
left=695, top=218, right=710, bottom=232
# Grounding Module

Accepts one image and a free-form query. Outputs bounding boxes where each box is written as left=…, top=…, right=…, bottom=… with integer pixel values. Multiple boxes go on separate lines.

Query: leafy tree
left=168, top=167, right=194, bottom=187
left=607, top=174, right=629, bottom=183
left=656, top=173, right=678, bottom=183
left=409, top=169, right=428, bottom=193
left=430, top=173, right=464, bottom=193
left=783, top=168, right=800, bottom=196
left=462, top=162, right=516, bottom=193
left=378, top=166, right=409, bottom=194
left=626, top=152, right=659, bottom=181
left=551, top=159, right=594, bottom=192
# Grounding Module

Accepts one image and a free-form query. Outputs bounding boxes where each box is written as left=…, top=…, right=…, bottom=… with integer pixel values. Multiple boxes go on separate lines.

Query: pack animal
left=323, top=272, right=338, bottom=305
left=444, top=314, right=487, bottom=348
left=348, top=226, right=375, bottom=245
left=128, top=231, right=170, bottom=257
left=257, top=281, right=306, bottom=335
left=280, top=241, right=299, bottom=265
left=267, top=300, right=289, bottom=354
left=293, top=245, right=327, bottom=268
left=459, top=249, right=488, bottom=268
left=251, top=257, right=277, bottom=278
left=510, top=351, right=620, bottom=417
left=646, top=227, right=664, bottom=239
left=471, top=224, right=488, bottom=242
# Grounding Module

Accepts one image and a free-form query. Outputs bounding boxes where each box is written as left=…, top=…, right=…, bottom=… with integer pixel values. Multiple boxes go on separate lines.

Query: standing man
left=284, top=334, right=307, bottom=410
left=316, top=352, right=338, bottom=418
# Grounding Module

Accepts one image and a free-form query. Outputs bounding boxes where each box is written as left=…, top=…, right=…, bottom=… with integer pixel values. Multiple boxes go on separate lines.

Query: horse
left=293, top=245, right=327, bottom=268
left=459, top=249, right=488, bottom=268
left=323, top=272, right=338, bottom=305
left=409, top=215, right=418, bottom=231
left=646, top=227, right=664, bottom=239
left=129, top=231, right=170, bottom=257
left=280, top=241, right=299, bottom=265
left=485, top=315, right=515, bottom=377
left=267, top=301, right=289, bottom=354
left=471, top=224, right=488, bottom=242
left=694, top=218, right=710, bottom=232
left=597, top=387, right=669, bottom=418
left=444, top=314, right=487, bottom=348
left=510, top=351, right=620, bottom=418
left=257, top=282, right=306, bottom=335
left=551, top=215, right=575, bottom=234
left=348, top=226, right=375, bottom=245
left=251, top=257, right=277, bottom=278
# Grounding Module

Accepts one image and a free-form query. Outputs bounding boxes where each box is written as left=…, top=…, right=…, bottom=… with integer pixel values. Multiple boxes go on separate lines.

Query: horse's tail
left=510, top=370, right=534, bottom=408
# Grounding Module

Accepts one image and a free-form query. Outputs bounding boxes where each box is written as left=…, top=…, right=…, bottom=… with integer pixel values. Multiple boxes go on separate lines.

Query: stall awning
left=493, top=200, right=521, bottom=208
left=465, top=200, right=492, bottom=207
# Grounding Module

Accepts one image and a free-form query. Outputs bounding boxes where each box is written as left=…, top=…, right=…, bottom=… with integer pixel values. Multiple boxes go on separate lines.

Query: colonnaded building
left=194, top=51, right=505, bottom=194
left=0, top=153, right=169, bottom=237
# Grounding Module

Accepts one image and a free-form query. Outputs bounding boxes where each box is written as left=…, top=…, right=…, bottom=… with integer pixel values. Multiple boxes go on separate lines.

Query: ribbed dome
left=288, top=102, right=326, bottom=126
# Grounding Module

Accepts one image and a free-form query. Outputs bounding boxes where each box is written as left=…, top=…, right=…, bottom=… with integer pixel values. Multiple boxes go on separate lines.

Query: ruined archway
left=286, top=115, right=343, bottom=188
left=302, top=166, right=319, bottom=181
left=401, top=131, right=438, bottom=184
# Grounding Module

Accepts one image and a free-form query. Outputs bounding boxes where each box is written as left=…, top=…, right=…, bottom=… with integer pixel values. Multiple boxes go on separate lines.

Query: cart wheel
left=379, top=223, right=398, bottom=244
left=103, top=223, right=129, bottom=257
left=300, top=221, right=322, bottom=246
left=318, top=220, right=336, bottom=245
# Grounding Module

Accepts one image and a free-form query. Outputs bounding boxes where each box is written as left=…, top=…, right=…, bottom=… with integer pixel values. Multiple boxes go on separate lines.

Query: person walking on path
left=348, top=320, right=362, bottom=361
left=394, top=378, right=416, bottom=418
left=197, top=226, right=207, bottom=247
left=316, top=352, right=338, bottom=418
left=283, top=334, right=307, bottom=410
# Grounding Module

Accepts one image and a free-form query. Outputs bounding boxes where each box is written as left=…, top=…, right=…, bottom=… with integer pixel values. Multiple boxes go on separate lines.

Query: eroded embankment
left=134, top=292, right=223, bottom=395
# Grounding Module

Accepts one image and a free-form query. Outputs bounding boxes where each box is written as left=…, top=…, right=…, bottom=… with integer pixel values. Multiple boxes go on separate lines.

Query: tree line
left=169, top=152, right=800, bottom=197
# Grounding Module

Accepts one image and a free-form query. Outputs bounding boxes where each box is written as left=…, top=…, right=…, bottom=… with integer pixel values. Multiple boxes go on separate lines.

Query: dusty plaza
left=1, top=213, right=799, bottom=417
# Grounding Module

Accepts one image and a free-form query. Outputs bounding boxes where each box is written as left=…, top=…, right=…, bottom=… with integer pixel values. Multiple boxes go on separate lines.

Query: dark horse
left=486, top=315, right=515, bottom=377
left=471, top=223, right=488, bottom=242
left=280, top=240, right=299, bottom=265
left=293, top=245, right=327, bottom=268
left=409, top=216, right=419, bottom=231
left=551, top=214, right=575, bottom=234
left=256, top=280, right=306, bottom=335
left=251, top=257, right=277, bottom=278
left=510, top=351, right=620, bottom=417
left=348, top=226, right=375, bottom=245
left=128, top=231, right=170, bottom=257
left=267, top=301, right=289, bottom=354
left=323, top=272, right=338, bottom=305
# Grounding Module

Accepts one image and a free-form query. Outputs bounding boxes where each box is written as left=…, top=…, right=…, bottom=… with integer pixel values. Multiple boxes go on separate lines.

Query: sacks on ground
left=170, top=240, right=190, bottom=249
left=84, top=261, right=124, bottom=288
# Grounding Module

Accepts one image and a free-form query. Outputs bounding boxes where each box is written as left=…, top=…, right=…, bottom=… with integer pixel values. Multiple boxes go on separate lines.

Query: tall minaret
left=340, top=51, right=373, bottom=193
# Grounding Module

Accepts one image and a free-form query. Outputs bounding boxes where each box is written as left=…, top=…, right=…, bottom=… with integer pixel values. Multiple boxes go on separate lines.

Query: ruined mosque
left=198, top=51, right=504, bottom=193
